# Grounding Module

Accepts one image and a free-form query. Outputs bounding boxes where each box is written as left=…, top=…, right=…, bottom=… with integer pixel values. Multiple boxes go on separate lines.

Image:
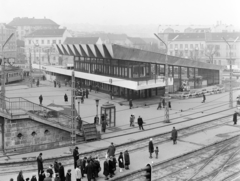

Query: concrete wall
left=4, top=118, right=73, bottom=153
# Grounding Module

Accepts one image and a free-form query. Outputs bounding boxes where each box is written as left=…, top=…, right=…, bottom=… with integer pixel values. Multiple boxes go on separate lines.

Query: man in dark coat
left=233, top=112, right=238, bottom=125
left=65, top=169, right=71, bottom=181
left=37, top=153, right=43, bottom=175
left=137, top=116, right=144, bottom=130
left=202, top=93, right=206, bottom=103
left=103, top=158, right=109, bottom=180
left=38, top=170, right=45, bottom=181
left=59, top=163, right=65, bottom=181
left=129, top=99, right=133, bottom=109
left=85, top=159, right=94, bottom=181
left=118, top=152, right=124, bottom=172
left=73, top=147, right=79, bottom=169
left=77, top=116, right=82, bottom=131
left=64, top=94, right=68, bottom=102
left=108, top=156, right=114, bottom=178
left=39, top=95, right=43, bottom=105
left=162, top=98, right=165, bottom=108
left=89, top=84, right=92, bottom=92
left=107, top=142, right=116, bottom=157
left=157, top=101, right=162, bottom=110
left=171, top=127, right=178, bottom=144
left=86, top=89, right=89, bottom=98
left=17, top=171, right=25, bottom=181
left=54, top=160, right=59, bottom=173
left=54, top=80, right=56, bottom=87
left=102, top=120, right=108, bottom=133
left=148, top=138, right=154, bottom=158
left=124, top=150, right=130, bottom=170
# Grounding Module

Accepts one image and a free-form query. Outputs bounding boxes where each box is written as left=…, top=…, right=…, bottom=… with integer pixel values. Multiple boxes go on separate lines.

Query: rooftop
left=8, top=17, right=59, bottom=27
left=0, top=23, right=16, bottom=30
left=64, top=37, right=100, bottom=44
left=25, top=29, right=66, bottom=38
left=127, top=37, right=146, bottom=45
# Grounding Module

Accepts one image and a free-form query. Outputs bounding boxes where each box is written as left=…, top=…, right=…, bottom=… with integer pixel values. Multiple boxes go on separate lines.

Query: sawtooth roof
left=64, top=37, right=100, bottom=44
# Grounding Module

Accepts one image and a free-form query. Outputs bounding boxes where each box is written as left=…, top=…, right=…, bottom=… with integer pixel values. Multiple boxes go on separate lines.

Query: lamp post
left=71, top=70, right=76, bottom=145
left=154, top=33, right=178, bottom=123
left=1, top=33, right=14, bottom=110
left=95, top=99, right=100, bottom=123
left=222, top=36, right=239, bottom=108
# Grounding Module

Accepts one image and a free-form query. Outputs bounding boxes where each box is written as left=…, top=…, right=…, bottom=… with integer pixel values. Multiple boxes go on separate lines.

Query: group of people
left=157, top=98, right=171, bottom=110
left=129, top=114, right=145, bottom=130
left=54, top=80, right=61, bottom=88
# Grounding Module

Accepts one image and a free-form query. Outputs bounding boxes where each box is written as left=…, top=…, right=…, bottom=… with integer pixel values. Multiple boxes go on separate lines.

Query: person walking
left=81, top=96, right=84, bottom=104
left=155, top=147, right=159, bottom=159
left=149, top=138, right=154, bottom=158
left=168, top=100, right=172, bottom=110
left=137, top=116, right=144, bottom=130
left=65, top=169, right=71, bottom=181
left=108, top=156, right=114, bottom=178
left=89, top=84, right=92, bottom=92
left=118, top=152, right=124, bottom=172
left=162, top=98, right=165, bottom=108
left=37, top=153, right=43, bottom=175
left=64, top=94, right=68, bottom=102
left=102, top=120, right=108, bottom=133
left=202, top=93, right=206, bottom=103
left=86, top=89, right=89, bottom=98
left=73, top=147, right=79, bottom=169
left=103, top=158, right=109, bottom=180
left=233, top=112, right=238, bottom=125
left=59, top=163, right=65, bottom=181
left=171, top=127, right=178, bottom=144
left=157, top=101, right=162, bottom=110
left=124, top=150, right=130, bottom=170
left=129, top=99, right=133, bottom=109
left=107, top=142, right=116, bottom=157
left=77, top=116, right=82, bottom=131
left=130, top=114, right=135, bottom=127
left=17, top=171, right=25, bottom=181
left=75, top=165, right=82, bottom=181
left=39, top=95, right=43, bottom=105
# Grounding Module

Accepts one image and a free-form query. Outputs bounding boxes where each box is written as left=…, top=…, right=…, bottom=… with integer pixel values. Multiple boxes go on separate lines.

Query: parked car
left=189, top=90, right=197, bottom=97
left=181, top=92, right=190, bottom=99
left=202, top=89, right=208, bottom=94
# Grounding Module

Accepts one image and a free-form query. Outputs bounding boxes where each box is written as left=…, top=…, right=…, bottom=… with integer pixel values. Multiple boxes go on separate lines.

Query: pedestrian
left=59, top=163, right=65, bottom=181
left=118, top=152, right=124, bottom=172
left=36, top=79, right=40, bottom=87
left=54, top=173, right=60, bottom=181
left=94, top=115, right=99, bottom=125
left=81, top=96, right=84, bottom=104
left=17, top=171, right=25, bottom=181
left=137, top=116, right=144, bottom=130
left=93, top=156, right=101, bottom=178
left=124, top=150, right=130, bottom=170
left=54, top=160, right=59, bottom=174
left=149, top=138, right=154, bottom=158
left=86, top=159, right=94, bottom=181
left=162, top=98, right=165, bottom=108
left=233, top=112, right=238, bottom=125
left=86, top=89, right=89, bottom=98
left=54, top=80, right=56, bottom=88
left=112, top=155, right=117, bottom=175
left=168, top=100, right=172, bottom=109
left=75, top=165, right=82, bottom=181
left=37, top=153, right=43, bottom=175
left=107, top=142, right=116, bottom=157
left=171, top=127, right=178, bottom=144
left=73, top=147, right=79, bottom=169
left=102, top=120, right=108, bottom=133
left=64, top=94, right=68, bottom=102
left=76, top=115, right=82, bottom=131
left=108, top=156, right=114, bottom=178
left=30, top=175, right=37, bottom=181
left=58, top=82, right=61, bottom=88
left=89, top=84, right=92, bottom=92
left=157, top=101, right=162, bottom=110
left=103, top=158, right=109, bottom=180
left=65, top=169, right=71, bottom=181
left=129, top=99, right=133, bottom=109
left=155, top=146, right=159, bottom=159
left=38, top=170, right=46, bottom=181
left=202, top=93, right=206, bottom=103
left=46, top=164, right=54, bottom=178
left=39, top=95, right=43, bottom=105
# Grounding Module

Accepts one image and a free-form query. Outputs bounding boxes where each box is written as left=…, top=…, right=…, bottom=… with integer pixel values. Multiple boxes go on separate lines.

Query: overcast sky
left=0, top=0, right=239, bottom=27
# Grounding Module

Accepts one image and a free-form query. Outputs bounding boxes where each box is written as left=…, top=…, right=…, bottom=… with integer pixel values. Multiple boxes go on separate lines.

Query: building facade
left=24, top=29, right=72, bottom=65
left=0, top=23, right=17, bottom=60
left=8, top=17, right=59, bottom=40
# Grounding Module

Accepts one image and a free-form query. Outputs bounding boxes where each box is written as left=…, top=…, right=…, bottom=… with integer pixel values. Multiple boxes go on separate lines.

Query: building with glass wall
left=52, top=43, right=222, bottom=100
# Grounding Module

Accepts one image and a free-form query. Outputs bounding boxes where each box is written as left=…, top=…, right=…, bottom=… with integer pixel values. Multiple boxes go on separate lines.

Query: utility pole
left=29, top=48, right=32, bottom=88
left=71, top=70, right=76, bottom=145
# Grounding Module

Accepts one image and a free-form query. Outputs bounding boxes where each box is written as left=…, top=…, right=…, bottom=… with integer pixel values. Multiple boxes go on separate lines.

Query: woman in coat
left=65, top=169, right=71, bottom=181
left=118, top=152, right=124, bottom=172
left=148, top=138, right=154, bottom=158
left=124, top=150, right=130, bottom=170
left=17, top=171, right=24, bottom=181
left=103, top=158, right=109, bottom=180
left=171, top=127, right=178, bottom=144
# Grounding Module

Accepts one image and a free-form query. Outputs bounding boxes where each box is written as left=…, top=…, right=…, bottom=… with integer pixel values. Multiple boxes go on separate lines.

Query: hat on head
left=68, top=169, right=71, bottom=172
left=150, top=138, right=152, bottom=141
left=75, top=147, right=79, bottom=149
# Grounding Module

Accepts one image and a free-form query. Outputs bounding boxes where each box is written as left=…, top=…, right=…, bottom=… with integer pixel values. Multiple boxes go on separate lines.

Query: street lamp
left=95, top=99, right=100, bottom=120
left=154, top=33, right=178, bottom=123
left=222, top=36, right=239, bottom=108
left=1, top=33, right=14, bottom=110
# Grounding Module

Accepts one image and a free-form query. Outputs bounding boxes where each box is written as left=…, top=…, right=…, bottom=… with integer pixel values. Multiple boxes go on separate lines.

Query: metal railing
left=0, top=95, right=73, bottom=129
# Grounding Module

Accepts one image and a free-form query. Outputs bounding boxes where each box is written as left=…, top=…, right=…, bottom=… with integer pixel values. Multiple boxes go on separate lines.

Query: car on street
left=189, top=90, right=197, bottom=97
left=202, top=89, right=208, bottom=94
left=181, top=92, right=190, bottom=98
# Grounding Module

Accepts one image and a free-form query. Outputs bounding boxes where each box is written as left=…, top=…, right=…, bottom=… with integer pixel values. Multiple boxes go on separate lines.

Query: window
left=180, top=44, right=183, bottom=49
left=185, top=44, right=188, bottom=48
left=175, top=44, right=178, bottom=48
left=195, top=44, right=198, bottom=48
left=29, top=40, right=31, bottom=44
left=52, top=40, right=56, bottom=44
left=59, top=40, right=61, bottom=44
left=190, top=44, right=193, bottom=49
left=48, top=40, right=50, bottom=44
left=41, top=40, right=44, bottom=44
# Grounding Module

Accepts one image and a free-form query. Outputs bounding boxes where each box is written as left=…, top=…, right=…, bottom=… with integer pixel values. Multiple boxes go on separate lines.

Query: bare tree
left=205, top=44, right=219, bottom=64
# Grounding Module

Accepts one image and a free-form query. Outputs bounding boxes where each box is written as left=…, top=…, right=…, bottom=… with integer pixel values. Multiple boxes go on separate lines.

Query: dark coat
left=103, top=160, right=109, bottom=176
left=64, top=94, right=68, bottom=102
left=124, top=151, right=130, bottom=166
left=86, top=162, right=94, bottom=180
left=73, top=148, right=79, bottom=161
left=39, top=95, right=43, bottom=101
left=59, top=165, right=65, bottom=181
left=172, top=129, right=178, bottom=141
left=233, top=112, right=238, bottom=124
left=65, top=173, right=71, bottom=181
left=109, top=159, right=114, bottom=174
left=149, top=141, right=154, bottom=153
left=118, top=154, right=124, bottom=168
left=138, top=117, right=143, bottom=125
left=38, top=172, right=45, bottom=181
left=47, top=168, right=53, bottom=178
left=31, top=176, right=37, bottom=181
left=107, top=145, right=116, bottom=157
left=17, top=175, right=24, bottom=181
left=129, top=100, right=133, bottom=106
left=54, top=162, right=59, bottom=173
left=37, top=155, right=43, bottom=172
left=102, top=121, right=108, bottom=131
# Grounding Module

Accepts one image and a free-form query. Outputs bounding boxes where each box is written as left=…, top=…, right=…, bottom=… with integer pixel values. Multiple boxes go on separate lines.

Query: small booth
left=101, top=102, right=116, bottom=127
